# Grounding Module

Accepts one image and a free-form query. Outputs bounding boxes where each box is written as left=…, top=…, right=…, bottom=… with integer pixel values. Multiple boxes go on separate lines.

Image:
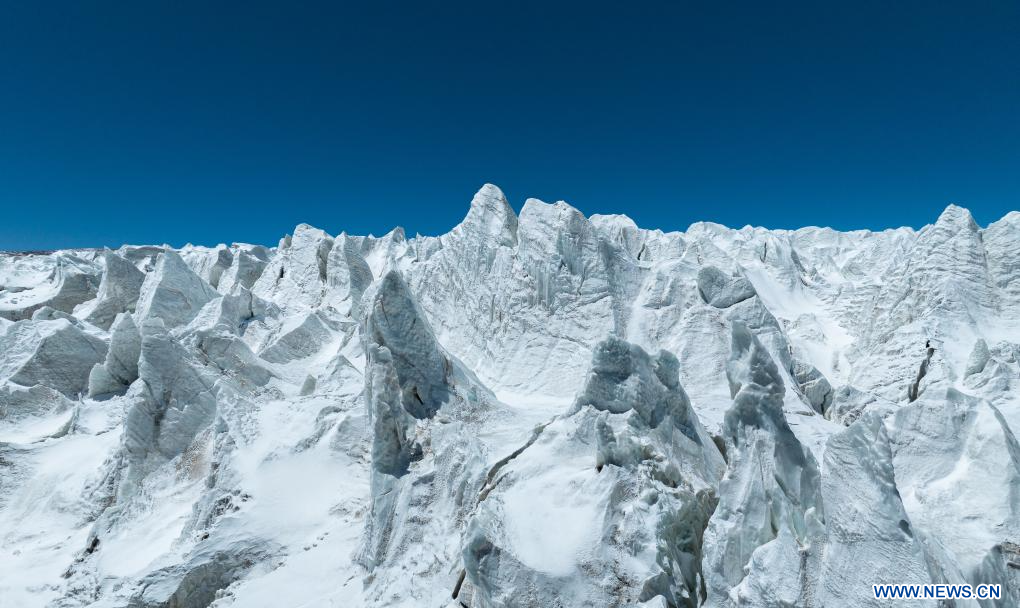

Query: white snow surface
left=1, top=185, right=1018, bottom=607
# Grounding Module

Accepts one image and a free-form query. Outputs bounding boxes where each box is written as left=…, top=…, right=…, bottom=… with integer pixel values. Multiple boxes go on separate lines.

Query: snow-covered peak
left=453, top=183, right=518, bottom=248
left=989, top=209, right=1020, bottom=228
left=588, top=212, right=638, bottom=230
left=934, top=202, right=979, bottom=231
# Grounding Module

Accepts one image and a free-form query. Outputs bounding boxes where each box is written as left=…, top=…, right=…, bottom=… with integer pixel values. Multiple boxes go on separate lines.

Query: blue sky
left=1, top=1, right=1018, bottom=250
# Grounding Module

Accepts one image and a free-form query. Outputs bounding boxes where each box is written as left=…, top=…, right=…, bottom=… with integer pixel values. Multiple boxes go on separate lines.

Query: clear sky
left=1, top=1, right=1018, bottom=250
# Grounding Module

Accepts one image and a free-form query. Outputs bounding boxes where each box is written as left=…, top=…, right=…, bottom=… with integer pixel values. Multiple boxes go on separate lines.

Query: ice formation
left=1, top=185, right=1018, bottom=607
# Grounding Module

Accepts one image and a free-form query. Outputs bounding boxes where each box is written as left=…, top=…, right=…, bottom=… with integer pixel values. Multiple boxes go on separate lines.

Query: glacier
left=0, top=184, right=1018, bottom=607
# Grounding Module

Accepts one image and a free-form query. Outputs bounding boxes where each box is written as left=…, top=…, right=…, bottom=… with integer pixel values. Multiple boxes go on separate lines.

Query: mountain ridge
left=1, top=184, right=1017, bottom=607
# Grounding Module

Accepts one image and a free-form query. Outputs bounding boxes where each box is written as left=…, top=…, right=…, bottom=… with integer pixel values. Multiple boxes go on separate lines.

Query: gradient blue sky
left=1, top=1, right=1018, bottom=250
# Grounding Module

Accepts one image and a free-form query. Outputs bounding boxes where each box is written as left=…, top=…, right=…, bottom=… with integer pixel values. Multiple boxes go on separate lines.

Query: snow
left=0, top=402, right=120, bottom=608
left=498, top=443, right=602, bottom=577
left=1, top=185, right=1019, bottom=607
left=97, top=467, right=207, bottom=578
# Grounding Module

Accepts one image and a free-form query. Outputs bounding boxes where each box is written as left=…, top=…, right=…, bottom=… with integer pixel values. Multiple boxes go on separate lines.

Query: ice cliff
left=1, top=185, right=1018, bottom=607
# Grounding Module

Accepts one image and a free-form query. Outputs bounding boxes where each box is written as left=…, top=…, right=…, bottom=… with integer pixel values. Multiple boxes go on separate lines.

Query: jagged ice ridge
left=1, top=185, right=1019, bottom=607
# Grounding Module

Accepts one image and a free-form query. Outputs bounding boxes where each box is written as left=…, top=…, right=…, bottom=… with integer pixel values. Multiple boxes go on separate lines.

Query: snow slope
left=1, top=185, right=1018, bottom=607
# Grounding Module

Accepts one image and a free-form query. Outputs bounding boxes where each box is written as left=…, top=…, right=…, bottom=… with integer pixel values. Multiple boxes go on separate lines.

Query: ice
left=76, top=251, right=145, bottom=330
left=135, top=250, right=218, bottom=328
left=1, top=187, right=1019, bottom=607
